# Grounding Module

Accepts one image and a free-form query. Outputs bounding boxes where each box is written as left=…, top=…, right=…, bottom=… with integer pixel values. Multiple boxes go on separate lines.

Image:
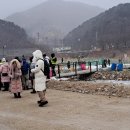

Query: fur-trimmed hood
left=10, top=59, right=21, bottom=69
left=32, top=50, right=43, bottom=61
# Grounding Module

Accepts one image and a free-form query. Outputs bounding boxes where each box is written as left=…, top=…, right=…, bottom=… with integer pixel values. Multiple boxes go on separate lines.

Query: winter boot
left=18, top=92, right=21, bottom=98
left=39, top=101, right=48, bottom=107
left=37, top=100, right=42, bottom=104
left=31, top=89, right=36, bottom=94
left=14, top=93, right=18, bottom=98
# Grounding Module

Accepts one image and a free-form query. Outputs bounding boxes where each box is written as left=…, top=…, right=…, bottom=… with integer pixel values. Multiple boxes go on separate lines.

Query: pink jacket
left=0, top=62, right=10, bottom=83
left=9, top=59, right=22, bottom=93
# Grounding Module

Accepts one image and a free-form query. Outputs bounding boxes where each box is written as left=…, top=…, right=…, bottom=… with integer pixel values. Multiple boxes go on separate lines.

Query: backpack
left=40, top=59, right=50, bottom=76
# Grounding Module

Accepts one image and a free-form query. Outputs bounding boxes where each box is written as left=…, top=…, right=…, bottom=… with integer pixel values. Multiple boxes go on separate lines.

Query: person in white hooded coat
left=31, top=50, right=48, bottom=107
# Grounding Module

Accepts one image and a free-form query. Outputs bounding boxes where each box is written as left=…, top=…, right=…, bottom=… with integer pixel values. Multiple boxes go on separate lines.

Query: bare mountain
left=64, top=3, right=130, bottom=51
left=6, top=0, right=104, bottom=42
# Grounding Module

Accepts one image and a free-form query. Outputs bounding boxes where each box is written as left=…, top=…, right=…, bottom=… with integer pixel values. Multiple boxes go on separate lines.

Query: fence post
left=96, top=61, right=98, bottom=71
left=75, top=62, right=77, bottom=76
left=73, top=62, right=74, bottom=71
left=58, top=64, right=61, bottom=78
left=89, top=62, right=92, bottom=73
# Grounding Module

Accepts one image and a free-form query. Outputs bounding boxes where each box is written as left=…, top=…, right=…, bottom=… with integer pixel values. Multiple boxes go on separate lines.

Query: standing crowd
left=0, top=50, right=57, bottom=107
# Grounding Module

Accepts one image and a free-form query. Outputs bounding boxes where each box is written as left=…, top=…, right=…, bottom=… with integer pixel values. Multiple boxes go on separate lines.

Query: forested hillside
left=0, top=19, right=33, bottom=48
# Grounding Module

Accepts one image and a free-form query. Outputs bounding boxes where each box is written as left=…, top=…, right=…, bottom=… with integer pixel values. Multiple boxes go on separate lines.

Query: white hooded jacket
left=31, top=50, right=46, bottom=91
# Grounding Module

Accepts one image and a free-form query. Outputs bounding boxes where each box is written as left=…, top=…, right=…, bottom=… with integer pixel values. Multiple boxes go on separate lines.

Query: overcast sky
left=0, top=0, right=129, bottom=19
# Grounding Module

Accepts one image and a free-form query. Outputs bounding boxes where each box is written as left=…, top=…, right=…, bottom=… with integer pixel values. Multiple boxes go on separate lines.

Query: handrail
left=56, top=61, right=99, bottom=78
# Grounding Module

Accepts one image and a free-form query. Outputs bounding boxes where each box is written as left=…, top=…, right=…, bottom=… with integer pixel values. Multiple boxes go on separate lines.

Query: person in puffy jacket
left=21, top=58, right=30, bottom=90
left=0, top=58, right=10, bottom=91
left=43, top=54, right=50, bottom=79
left=50, top=53, right=57, bottom=76
left=9, top=59, right=22, bottom=98
left=31, top=50, right=48, bottom=107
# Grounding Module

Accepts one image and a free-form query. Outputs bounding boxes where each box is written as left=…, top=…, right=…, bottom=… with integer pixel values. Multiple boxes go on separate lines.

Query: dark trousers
left=0, top=82, right=2, bottom=90
left=47, top=70, right=50, bottom=79
left=52, top=65, right=56, bottom=76
left=3, top=82, right=9, bottom=91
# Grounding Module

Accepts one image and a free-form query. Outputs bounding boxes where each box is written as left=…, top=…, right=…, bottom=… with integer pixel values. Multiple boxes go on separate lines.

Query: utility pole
left=96, top=31, right=98, bottom=47
left=37, top=32, right=40, bottom=44
left=60, top=39, right=64, bottom=52
left=62, top=39, right=64, bottom=49
left=3, top=45, right=6, bottom=57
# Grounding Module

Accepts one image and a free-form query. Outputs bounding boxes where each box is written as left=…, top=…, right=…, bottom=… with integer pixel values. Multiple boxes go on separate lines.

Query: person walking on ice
left=31, top=50, right=48, bottom=107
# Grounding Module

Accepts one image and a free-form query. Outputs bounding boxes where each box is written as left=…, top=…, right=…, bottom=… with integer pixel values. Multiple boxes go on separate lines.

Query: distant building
left=53, top=47, right=71, bottom=53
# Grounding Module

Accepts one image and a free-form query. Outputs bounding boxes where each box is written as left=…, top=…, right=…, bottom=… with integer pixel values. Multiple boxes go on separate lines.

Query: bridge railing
left=55, top=61, right=99, bottom=78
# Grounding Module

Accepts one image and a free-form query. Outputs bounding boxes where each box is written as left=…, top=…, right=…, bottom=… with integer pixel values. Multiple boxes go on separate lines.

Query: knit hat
left=2, top=58, right=6, bottom=62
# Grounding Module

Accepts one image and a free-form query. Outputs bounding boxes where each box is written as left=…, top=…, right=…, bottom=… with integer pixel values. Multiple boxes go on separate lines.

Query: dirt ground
left=0, top=89, right=130, bottom=130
